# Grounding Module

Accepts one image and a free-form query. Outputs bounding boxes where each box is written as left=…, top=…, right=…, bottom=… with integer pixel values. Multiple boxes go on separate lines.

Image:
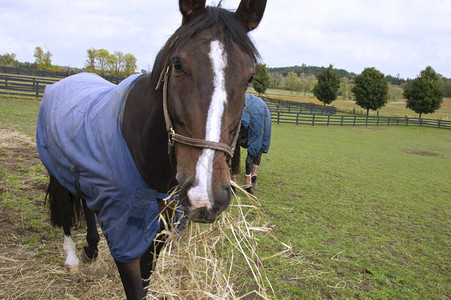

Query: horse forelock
left=153, top=6, right=259, bottom=77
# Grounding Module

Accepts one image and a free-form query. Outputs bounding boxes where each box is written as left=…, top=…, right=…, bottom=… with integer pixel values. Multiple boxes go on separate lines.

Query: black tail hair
left=46, top=175, right=83, bottom=229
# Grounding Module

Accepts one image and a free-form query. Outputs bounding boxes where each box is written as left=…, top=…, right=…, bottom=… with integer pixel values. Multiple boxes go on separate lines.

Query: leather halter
left=156, top=62, right=240, bottom=160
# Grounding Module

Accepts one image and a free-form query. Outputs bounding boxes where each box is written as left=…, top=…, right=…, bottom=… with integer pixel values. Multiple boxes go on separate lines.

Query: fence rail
left=263, top=97, right=337, bottom=115
left=0, top=66, right=76, bottom=78
left=271, top=111, right=451, bottom=130
left=0, top=73, right=124, bottom=98
left=0, top=74, right=58, bottom=98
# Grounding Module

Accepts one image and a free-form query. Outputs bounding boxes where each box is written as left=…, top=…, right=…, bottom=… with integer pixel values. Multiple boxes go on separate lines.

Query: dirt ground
left=0, top=129, right=125, bottom=299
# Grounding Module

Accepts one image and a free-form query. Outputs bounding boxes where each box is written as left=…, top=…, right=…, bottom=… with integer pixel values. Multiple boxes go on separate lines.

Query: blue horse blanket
left=242, top=94, right=272, bottom=156
left=37, top=72, right=174, bottom=263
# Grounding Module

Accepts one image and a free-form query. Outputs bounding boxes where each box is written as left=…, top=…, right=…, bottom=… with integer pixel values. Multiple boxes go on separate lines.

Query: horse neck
left=122, top=73, right=177, bottom=193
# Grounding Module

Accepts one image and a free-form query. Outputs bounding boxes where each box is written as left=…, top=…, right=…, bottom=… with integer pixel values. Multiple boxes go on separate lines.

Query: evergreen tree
left=253, top=64, right=269, bottom=95
left=313, top=65, right=340, bottom=107
left=404, top=66, right=444, bottom=118
left=352, top=67, right=388, bottom=115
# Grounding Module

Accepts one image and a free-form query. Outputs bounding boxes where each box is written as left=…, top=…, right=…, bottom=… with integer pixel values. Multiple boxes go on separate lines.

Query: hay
left=146, top=183, right=278, bottom=299
left=0, top=128, right=35, bottom=149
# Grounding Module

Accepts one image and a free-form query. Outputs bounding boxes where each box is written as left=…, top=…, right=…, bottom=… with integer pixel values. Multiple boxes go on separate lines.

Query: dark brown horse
left=37, top=0, right=266, bottom=299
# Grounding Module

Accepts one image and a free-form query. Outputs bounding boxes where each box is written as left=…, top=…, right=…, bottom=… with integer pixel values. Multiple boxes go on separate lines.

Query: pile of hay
left=146, top=185, right=279, bottom=299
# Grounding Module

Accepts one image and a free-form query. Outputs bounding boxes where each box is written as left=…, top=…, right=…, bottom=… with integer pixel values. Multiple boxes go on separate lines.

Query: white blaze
left=188, top=40, right=228, bottom=210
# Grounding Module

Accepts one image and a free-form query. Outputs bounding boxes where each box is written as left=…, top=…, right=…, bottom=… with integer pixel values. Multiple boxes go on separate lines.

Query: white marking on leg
left=188, top=40, right=228, bottom=209
left=63, top=235, right=80, bottom=267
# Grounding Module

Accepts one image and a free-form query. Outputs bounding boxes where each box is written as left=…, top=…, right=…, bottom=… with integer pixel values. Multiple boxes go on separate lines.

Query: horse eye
left=173, top=59, right=183, bottom=73
left=247, top=75, right=255, bottom=85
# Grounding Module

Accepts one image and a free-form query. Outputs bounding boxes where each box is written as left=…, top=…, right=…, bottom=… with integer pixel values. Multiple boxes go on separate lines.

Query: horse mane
left=150, top=6, right=260, bottom=88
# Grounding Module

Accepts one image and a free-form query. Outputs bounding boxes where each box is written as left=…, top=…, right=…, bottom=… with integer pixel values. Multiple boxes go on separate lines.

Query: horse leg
left=230, top=138, right=241, bottom=192
left=115, top=259, right=146, bottom=300
left=62, top=225, right=80, bottom=272
left=47, top=175, right=82, bottom=272
left=140, top=235, right=166, bottom=289
left=81, top=199, right=100, bottom=262
left=244, top=153, right=254, bottom=194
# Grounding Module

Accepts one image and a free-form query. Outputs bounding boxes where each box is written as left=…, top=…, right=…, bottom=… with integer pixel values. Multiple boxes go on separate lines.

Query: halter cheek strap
left=157, top=63, right=240, bottom=161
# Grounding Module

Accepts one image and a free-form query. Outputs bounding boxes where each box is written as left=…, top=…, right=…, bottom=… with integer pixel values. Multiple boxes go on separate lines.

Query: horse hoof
left=81, top=246, right=99, bottom=263
left=64, top=263, right=79, bottom=273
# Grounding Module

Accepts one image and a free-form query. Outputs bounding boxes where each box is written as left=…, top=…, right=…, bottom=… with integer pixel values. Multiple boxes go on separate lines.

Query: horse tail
left=46, top=175, right=83, bottom=230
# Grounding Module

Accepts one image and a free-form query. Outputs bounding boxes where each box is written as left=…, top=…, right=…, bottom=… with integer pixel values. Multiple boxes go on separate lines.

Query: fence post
left=376, top=116, right=380, bottom=126
left=277, top=111, right=280, bottom=124
left=406, top=117, right=409, bottom=126
left=312, top=114, right=315, bottom=126
left=387, top=117, right=390, bottom=126
left=36, top=82, right=40, bottom=97
left=296, top=113, right=299, bottom=125
left=327, top=114, right=330, bottom=126
left=353, top=116, right=356, bottom=126
left=438, top=119, right=441, bottom=129
left=365, top=115, right=368, bottom=126
left=419, top=118, right=423, bottom=127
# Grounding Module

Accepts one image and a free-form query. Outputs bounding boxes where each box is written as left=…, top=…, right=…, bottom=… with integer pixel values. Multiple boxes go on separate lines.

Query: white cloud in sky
left=1, top=0, right=450, bottom=78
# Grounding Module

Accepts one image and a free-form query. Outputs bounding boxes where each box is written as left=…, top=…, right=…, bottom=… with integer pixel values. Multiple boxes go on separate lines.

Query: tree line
left=0, top=46, right=138, bottom=77
left=84, top=48, right=137, bottom=77
left=266, top=64, right=451, bottom=100
left=254, top=64, right=445, bottom=118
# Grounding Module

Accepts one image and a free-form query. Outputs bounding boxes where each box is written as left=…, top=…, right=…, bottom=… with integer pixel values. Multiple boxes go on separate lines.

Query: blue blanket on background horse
left=242, top=94, right=272, bottom=156
left=36, top=72, right=169, bottom=263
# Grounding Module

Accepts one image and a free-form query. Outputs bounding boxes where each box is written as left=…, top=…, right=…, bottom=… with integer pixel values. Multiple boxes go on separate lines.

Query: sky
left=1, top=0, right=450, bottom=79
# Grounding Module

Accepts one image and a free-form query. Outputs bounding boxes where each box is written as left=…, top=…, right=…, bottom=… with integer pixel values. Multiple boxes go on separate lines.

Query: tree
left=95, top=49, right=110, bottom=76
left=352, top=67, right=388, bottom=115
left=34, top=46, right=52, bottom=70
left=123, top=53, right=137, bottom=76
left=286, top=71, right=301, bottom=94
left=253, top=64, right=269, bottom=95
left=269, top=73, right=284, bottom=89
left=0, top=53, right=19, bottom=67
left=403, top=66, right=444, bottom=118
left=313, top=65, right=340, bottom=107
left=339, top=77, right=353, bottom=99
left=299, top=73, right=317, bottom=96
left=85, top=48, right=98, bottom=73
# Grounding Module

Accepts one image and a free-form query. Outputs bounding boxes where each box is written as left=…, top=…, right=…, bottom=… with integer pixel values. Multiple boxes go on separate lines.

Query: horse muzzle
left=179, top=179, right=231, bottom=223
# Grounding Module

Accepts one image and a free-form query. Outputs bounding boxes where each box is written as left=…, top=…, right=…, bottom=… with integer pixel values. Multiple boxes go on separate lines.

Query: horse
left=231, top=93, right=272, bottom=194
left=36, top=0, right=267, bottom=299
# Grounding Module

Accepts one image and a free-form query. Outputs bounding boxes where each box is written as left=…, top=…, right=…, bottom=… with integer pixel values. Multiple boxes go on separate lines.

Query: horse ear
left=235, top=0, right=267, bottom=31
left=179, top=0, right=207, bottom=24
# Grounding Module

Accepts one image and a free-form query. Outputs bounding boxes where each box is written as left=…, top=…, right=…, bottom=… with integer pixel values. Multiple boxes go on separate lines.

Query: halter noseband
left=157, top=63, right=240, bottom=160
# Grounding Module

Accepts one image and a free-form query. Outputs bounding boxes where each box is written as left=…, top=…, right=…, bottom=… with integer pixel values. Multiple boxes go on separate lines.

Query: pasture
left=0, top=96, right=450, bottom=299
left=258, top=88, right=451, bottom=120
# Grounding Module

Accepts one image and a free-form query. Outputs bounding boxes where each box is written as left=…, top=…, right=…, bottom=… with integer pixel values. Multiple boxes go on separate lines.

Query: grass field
left=0, top=96, right=450, bottom=299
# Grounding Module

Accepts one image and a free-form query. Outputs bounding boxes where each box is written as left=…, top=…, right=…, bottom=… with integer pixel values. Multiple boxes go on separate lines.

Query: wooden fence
left=0, top=66, right=75, bottom=79
left=0, top=74, right=58, bottom=98
left=0, top=74, right=124, bottom=98
left=271, top=111, right=451, bottom=129
left=263, top=97, right=337, bottom=115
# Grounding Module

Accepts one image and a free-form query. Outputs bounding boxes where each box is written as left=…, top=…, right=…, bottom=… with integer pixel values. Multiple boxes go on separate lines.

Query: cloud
left=1, top=0, right=450, bottom=78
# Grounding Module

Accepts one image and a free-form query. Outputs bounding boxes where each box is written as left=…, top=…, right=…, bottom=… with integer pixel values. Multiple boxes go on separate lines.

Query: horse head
left=161, top=0, right=267, bottom=223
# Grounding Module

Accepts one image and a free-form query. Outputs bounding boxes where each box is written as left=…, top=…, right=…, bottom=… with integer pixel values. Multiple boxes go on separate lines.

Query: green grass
left=1, top=96, right=450, bottom=298
left=253, top=125, right=451, bottom=299
left=0, top=96, right=41, bottom=136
